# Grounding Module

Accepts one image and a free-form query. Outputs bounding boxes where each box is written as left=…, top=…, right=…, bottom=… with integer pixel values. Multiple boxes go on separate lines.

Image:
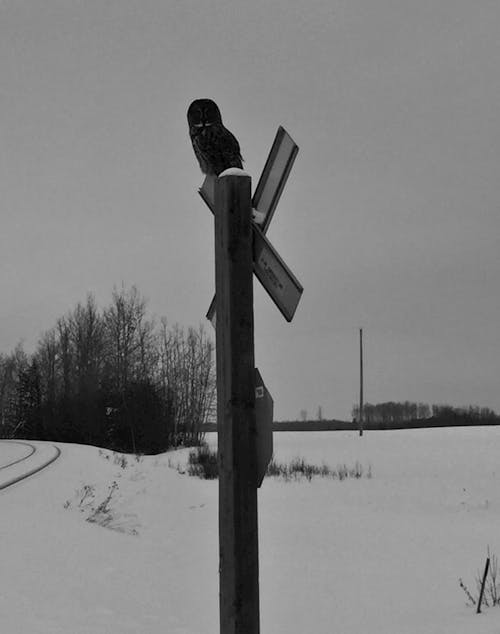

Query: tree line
left=0, top=285, right=216, bottom=453
left=352, top=401, right=498, bottom=426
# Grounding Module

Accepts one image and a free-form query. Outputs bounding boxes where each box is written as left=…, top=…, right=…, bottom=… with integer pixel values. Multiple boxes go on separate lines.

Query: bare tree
left=0, top=353, right=16, bottom=432
left=103, top=284, right=155, bottom=391
left=102, top=285, right=157, bottom=451
left=67, top=294, right=105, bottom=443
left=0, top=344, right=29, bottom=437
left=69, top=295, right=104, bottom=393
left=35, top=329, right=58, bottom=432
left=57, top=316, right=73, bottom=404
left=158, top=320, right=215, bottom=445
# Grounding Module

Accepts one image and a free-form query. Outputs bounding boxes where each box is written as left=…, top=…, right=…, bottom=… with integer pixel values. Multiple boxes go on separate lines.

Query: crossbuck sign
left=199, top=126, right=303, bottom=324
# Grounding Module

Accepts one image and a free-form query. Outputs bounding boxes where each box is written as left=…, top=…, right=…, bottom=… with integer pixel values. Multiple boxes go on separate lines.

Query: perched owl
left=187, top=99, right=243, bottom=176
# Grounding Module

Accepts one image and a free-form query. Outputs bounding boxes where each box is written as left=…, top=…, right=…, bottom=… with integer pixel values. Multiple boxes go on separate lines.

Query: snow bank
left=1, top=428, right=499, bottom=633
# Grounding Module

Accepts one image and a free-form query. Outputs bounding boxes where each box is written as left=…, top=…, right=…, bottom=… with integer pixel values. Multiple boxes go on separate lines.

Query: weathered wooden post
left=477, top=556, right=490, bottom=614
left=214, top=172, right=260, bottom=634
left=198, top=128, right=301, bottom=634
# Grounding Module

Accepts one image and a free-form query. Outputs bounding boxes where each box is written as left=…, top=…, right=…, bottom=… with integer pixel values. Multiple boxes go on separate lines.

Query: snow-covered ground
left=1, top=427, right=499, bottom=633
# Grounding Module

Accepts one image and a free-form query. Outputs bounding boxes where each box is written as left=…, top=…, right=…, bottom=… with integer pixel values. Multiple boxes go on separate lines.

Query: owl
left=187, top=98, right=243, bottom=176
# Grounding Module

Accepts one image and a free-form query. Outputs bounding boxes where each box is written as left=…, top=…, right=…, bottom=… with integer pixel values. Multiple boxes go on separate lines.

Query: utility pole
left=215, top=173, right=260, bottom=634
left=359, top=328, right=364, bottom=437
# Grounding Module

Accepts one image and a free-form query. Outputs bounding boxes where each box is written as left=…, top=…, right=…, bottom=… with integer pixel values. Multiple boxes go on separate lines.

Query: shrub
left=459, top=548, right=500, bottom=610
left=267, top=457, right=369, bottom=482
left=181, top=445, right=372, bottom=483
left=87, top=481, right=120, bottom=527
left=187, top=443, right=218, bottom=479
left=63, top=480, right=138, bottom=535
left=113, top=453, right=128, bottom=469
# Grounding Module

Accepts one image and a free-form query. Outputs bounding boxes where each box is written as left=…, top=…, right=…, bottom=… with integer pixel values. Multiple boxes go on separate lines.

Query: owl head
left=187, top=99, right=223, bottom=133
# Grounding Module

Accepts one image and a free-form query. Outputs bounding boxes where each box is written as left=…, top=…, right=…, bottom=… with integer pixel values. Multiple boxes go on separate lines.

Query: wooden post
left=215, top=173, right=260, bottom=634
left=359, top=328, right=364, bottom=437
left=477, top=556, right=490, bottom=614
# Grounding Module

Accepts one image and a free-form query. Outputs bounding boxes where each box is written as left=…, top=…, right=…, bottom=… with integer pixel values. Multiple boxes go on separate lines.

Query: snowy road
left=0, top=441, right=61, bottom=491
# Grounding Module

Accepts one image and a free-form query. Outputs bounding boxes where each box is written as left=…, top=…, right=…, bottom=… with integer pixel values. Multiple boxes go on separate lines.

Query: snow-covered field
left=1, top=427, right=499, bottom=634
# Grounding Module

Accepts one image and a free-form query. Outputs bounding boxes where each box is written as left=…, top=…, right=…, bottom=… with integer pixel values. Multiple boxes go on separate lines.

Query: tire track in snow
left=0, top=441, right=36, bottom=471
left=0, top=441, right=61, bottom=492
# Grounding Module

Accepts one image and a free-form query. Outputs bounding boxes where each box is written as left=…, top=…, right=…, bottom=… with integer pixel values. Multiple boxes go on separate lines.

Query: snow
left=1, top=427, right=499, bottom=633
left=218, top=167, right=250, bottom=177
left=252, top=208, right=266, bottom=225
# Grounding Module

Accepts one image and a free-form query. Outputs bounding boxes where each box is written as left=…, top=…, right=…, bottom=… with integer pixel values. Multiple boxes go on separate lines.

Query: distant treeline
left=0, top=286, right=216, bottom=453
left=351, top=401, right=498, bottom=427
left=270, top=401, right=500, bottom=432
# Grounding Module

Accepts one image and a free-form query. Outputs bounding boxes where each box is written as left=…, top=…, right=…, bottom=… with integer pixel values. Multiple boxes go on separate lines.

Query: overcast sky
left=1, top=1, right=499, bottom=421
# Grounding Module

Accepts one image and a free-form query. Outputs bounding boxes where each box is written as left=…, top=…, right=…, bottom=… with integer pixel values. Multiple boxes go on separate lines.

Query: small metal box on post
left=255, top=368, right=273, bottom=488
left=214, top=173, right=260, bottom=634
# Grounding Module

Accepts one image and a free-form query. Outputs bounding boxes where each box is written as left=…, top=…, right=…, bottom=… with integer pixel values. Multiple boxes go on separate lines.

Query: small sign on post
left=255, top=368, right=273, bottom=487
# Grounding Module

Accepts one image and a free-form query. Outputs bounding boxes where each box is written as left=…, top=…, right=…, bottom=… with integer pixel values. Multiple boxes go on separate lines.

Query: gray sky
left=1, top=1, right=499, bottom=421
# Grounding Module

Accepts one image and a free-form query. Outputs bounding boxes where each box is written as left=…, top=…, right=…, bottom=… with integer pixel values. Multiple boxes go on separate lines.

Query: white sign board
left=253, top=226, right=303, bottom=323
left=252, top=126, right=298, bottom=233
